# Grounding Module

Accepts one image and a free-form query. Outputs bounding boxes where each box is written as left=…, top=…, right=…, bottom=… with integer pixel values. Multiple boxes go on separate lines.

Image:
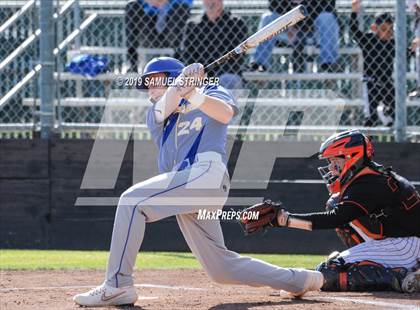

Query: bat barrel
left=245, top=5, right=307, bottom=48
left=297, top=4, right=308, bottom=18
left=204, top=5, right=307, bottom=73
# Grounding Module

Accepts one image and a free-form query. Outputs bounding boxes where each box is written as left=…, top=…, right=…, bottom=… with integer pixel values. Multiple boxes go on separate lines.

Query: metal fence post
left=395, top=0, right=407, bottom=142
left=74, top=0, right=83, bottom=99
left=39, top=0, right=56, bottom=138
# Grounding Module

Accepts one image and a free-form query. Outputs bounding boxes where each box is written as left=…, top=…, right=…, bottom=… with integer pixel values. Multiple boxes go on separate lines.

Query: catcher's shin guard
left=316, top=259, right=407, bottom=292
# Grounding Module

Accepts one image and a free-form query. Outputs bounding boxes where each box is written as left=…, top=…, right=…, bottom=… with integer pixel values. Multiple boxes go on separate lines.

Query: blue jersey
left=146, top=84, right=238, bottom=173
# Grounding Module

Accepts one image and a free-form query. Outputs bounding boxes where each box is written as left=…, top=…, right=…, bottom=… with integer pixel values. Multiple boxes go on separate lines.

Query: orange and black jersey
left=289, top=168, right=420, bottom=238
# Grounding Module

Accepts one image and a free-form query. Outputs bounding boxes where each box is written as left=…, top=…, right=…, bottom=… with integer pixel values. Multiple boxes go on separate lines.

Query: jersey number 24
left=178, top=117, right=203, bottom=136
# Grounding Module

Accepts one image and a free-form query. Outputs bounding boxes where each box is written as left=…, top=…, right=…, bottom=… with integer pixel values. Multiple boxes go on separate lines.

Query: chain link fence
left=0, top=0, right=419, bottom=140
left=0, top=0, right=38, bottom=135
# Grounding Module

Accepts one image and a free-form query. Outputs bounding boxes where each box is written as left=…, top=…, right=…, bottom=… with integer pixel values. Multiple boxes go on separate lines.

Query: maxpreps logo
left=197, top=209, right=259, bottom=221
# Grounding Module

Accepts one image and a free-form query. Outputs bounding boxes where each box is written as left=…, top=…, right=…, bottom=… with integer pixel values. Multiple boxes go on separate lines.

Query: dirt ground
left=1, top=269, right=419, bottom=310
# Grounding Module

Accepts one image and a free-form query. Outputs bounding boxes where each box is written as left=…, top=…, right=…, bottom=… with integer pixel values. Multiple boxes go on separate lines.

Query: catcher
left=241, top=130, right=420, bottom=293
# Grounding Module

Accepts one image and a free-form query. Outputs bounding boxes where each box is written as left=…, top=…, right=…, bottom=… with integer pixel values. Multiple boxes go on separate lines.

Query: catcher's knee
left=316, top=254, right=408, bottom=292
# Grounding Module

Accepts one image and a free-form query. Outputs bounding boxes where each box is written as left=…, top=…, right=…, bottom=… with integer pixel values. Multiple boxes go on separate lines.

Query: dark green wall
left=1, top=139, right=419, bottom=254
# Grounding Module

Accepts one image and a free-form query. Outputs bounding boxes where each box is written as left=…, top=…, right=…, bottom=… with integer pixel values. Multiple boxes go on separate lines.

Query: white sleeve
left=153, top=88, right=182, bottom=123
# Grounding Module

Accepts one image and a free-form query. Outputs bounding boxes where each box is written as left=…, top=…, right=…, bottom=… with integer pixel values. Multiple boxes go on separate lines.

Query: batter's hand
left=182, top=63, right=205, bottom=80
left=239, top=200, right=286, bottom=234
left=173, top=63, right=204, bottom=97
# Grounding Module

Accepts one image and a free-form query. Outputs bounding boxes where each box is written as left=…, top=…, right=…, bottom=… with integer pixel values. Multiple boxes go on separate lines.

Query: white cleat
left=73, top=282, right=138, bottom=307
left=402, top=270, right=420, bottom=293
left=290, top=270, right=324, bottom=298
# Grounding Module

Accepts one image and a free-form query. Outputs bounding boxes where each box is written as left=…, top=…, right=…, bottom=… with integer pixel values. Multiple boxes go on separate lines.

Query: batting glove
left=172, top=63, right=205, bottom=97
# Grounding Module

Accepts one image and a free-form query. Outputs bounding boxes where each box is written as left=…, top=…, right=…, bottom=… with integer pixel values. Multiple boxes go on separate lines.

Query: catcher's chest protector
left=339, top=167, right=420, bottom=239
left=339, top=168, right=384, bottom=240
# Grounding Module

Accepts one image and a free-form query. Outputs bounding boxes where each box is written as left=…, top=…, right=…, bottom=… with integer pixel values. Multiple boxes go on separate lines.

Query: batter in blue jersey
left=147, top=82, right=236, bottom=173
left=73, top=57, right=323, bottom=307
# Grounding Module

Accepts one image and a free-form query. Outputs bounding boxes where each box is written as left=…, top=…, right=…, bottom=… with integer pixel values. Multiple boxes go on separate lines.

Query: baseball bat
left=204, top=5, right=308, bottom=72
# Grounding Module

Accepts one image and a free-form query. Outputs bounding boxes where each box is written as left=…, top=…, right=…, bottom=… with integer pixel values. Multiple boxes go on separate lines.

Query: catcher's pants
left=338, top=237, right=420, bottom=270
left=105, top=152, right=317, bottom=293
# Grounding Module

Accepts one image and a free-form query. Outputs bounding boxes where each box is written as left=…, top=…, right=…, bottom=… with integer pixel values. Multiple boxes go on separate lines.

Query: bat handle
left=204, top=47, right=242, bottom=72
left=204, top=62, right=218, bottom=72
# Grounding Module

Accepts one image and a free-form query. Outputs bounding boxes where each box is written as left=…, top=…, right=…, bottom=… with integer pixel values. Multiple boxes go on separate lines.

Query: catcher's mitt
left=239, top=200, right=285, bottom=234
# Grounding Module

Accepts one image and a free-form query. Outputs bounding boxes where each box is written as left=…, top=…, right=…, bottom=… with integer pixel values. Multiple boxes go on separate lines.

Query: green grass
left=0, top=250, right=324, bottom=270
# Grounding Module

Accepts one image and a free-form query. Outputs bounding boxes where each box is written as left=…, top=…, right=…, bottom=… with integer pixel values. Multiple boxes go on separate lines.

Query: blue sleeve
left=203, top=84, right=239, bottom=117
left=146, top=107, right=163, bottom=146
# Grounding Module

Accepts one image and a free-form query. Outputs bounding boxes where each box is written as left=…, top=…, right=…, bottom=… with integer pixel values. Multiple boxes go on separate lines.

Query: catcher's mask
left=318, top=130, right=374, bottom=194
